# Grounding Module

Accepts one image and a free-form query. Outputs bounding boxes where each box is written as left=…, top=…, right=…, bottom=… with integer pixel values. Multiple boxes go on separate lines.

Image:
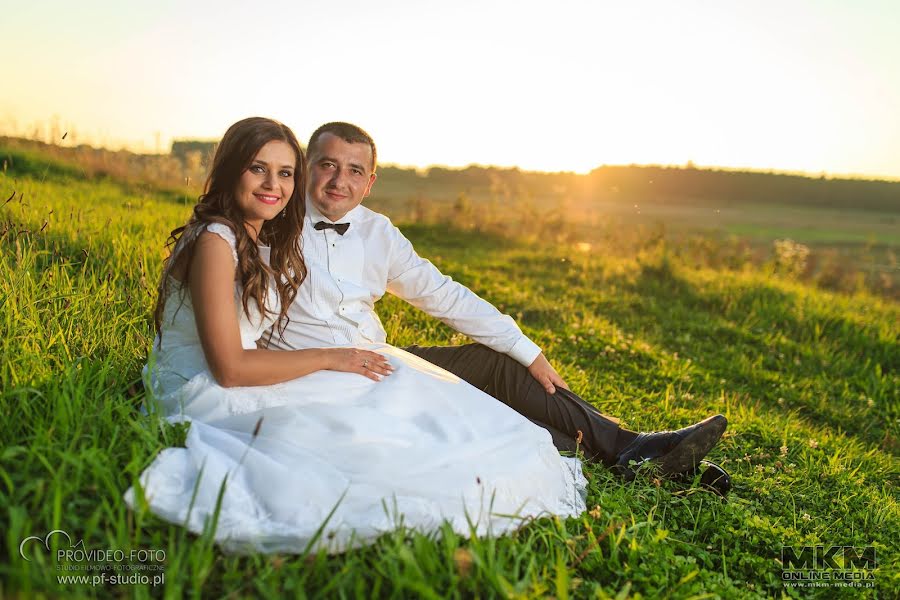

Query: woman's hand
left=324, top=348, right=394, bottom=381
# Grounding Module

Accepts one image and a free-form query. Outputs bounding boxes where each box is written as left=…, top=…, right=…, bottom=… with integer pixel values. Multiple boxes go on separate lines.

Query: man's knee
left=405, top=343, right=526, bottom=381
left=469, top=344, right=527, bottom=375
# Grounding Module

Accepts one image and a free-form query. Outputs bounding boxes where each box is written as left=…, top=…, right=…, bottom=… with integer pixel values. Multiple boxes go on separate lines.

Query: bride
left=124, top=117, right=585, bottom=554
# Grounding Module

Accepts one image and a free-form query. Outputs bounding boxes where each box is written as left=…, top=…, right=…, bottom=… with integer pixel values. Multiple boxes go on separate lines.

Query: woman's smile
left=254, top=193, right=281, bottom=205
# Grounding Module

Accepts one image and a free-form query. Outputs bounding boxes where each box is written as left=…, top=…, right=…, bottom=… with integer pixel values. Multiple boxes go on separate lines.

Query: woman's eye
left=250, top=165, right=265, bottom=174
left=280, top=170, right=293, bottom=178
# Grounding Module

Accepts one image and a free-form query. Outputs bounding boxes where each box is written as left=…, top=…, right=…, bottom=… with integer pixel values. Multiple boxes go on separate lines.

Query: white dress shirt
left=264, top=198, right=542, bottom=367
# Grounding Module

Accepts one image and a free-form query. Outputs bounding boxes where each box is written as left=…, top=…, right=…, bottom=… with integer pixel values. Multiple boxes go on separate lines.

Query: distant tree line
left=373, top=163, right=899, bottom=212
left=586, top=165, right=899, bottom=211
left=2, top=134, right=897, bottom=213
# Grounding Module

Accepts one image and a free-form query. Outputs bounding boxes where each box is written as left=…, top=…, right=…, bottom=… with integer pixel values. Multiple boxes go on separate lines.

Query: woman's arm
left=189, top=231, right=393, bottom=387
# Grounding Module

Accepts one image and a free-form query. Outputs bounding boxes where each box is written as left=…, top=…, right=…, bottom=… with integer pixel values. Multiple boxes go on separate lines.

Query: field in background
left=1, top=139, right=897, bottom=597
left=6, top=135, right=894, bottom=297
left=366, top=168, right=899, bottom=299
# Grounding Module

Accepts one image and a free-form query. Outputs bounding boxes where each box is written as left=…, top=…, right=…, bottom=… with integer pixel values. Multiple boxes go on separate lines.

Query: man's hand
left=527, top=353, right=570, bottom=395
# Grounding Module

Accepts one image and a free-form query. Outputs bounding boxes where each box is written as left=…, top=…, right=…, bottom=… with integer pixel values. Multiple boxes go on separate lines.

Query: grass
left=362, top=192, right=900, bottom=299
left=0, top=152, right=897, bottom=598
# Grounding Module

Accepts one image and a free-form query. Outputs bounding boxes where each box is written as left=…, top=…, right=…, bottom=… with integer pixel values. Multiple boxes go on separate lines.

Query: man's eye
left=321, top=162, right=335, bottom=169
left=352, top=169, right=363, bottom=175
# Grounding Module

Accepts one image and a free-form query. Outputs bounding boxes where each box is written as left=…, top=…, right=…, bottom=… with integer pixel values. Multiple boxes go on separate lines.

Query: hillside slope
left=1, top=156, right=897, bottom=598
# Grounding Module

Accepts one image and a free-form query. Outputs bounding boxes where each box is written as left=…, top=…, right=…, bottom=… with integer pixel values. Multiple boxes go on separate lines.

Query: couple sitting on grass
left=125, top=117, right=727, bottom=553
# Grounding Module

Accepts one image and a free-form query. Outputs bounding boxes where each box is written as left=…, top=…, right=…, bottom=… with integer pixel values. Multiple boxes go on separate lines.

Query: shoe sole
left=657, top=415, right=727, bottom=475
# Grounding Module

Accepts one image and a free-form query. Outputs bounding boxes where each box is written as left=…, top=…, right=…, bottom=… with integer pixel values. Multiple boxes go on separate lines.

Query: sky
left=2, top=0, right=899, bottom=178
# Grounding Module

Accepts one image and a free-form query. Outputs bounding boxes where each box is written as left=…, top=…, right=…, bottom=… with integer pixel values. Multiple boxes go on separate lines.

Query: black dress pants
left=402, top=344, right=621, bottom=464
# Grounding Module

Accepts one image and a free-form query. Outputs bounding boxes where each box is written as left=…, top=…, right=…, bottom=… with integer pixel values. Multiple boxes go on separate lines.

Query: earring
left=280, top=209, right=286, bottom=219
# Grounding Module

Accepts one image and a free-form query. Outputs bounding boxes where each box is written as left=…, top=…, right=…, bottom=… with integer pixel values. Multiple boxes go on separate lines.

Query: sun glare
left=1, top=1, right=898, bottom=178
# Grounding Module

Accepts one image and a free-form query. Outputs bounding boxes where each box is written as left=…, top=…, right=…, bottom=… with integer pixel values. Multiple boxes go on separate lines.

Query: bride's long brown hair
left=153, top=117, right=307, bottom=339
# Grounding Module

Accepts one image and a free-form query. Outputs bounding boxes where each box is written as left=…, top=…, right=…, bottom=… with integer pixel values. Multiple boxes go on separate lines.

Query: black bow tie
left=314, top=221, right=350, bottom=235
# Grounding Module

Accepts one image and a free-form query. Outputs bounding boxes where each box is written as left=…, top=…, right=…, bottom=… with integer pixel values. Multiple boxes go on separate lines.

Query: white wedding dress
left=124, top=223, right=586, bottom=554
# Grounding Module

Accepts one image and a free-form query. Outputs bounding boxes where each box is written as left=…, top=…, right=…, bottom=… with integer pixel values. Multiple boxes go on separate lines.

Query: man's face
left=306, top=132, right=376, bottom=221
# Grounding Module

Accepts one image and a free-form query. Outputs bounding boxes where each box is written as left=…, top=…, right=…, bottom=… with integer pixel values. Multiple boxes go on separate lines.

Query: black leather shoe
left=612, top=414, right=727, bottom=481
left=675, top=459, right=732, bottom=496
left=698, top=460, right=731, bottom=496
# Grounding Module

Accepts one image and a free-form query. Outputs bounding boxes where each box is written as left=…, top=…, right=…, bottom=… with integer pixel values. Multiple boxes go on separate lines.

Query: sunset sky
left=2, top=0, right=899, bottom=178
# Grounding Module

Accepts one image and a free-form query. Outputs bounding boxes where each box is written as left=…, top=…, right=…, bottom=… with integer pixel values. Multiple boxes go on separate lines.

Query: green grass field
left=1, top=151, right=898, bottom=598
left=366, top=178, right=900, bottom=299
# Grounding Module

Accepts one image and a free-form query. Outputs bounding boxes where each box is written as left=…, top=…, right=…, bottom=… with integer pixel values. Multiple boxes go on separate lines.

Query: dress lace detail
left=205, top=222, right=239, bottom=265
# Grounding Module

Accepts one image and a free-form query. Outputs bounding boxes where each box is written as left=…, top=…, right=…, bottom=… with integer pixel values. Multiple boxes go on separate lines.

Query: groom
left=264, top=121, right=726, bottom=479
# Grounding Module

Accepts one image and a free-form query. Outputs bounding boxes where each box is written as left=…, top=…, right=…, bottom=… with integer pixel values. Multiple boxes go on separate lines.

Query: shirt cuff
left=507, top=336, right=542, bottom=367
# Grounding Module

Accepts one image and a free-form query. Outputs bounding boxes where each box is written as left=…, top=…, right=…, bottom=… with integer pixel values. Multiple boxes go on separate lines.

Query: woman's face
left=234, top=140, right=297, bottom=237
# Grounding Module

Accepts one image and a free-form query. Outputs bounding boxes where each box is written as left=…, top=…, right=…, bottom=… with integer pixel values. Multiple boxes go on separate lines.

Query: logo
left=18, top=530, right=167, bottom=588
left=781, top=545, right=876, bottom=589
left=19, top=529, right=82, bottom=561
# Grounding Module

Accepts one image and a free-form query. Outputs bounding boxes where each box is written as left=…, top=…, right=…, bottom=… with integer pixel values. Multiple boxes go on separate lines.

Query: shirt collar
left=305, top=196, right=363, bottom=227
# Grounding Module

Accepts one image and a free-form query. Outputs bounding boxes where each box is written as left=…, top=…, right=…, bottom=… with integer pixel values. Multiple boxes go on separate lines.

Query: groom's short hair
left=307, top=122, right=377, bottom=172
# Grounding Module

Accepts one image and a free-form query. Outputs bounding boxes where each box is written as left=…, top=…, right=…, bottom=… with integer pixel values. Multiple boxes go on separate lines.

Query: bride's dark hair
left=153, top=117, right=307, bottom=338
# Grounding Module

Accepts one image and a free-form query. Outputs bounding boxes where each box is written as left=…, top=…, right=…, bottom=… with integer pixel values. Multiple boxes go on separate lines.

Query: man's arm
left=384, top=226, right=568, bottom=393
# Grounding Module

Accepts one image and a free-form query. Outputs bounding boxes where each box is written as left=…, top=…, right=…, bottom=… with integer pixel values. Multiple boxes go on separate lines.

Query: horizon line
left=3, top=132, right=900, bottom=184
